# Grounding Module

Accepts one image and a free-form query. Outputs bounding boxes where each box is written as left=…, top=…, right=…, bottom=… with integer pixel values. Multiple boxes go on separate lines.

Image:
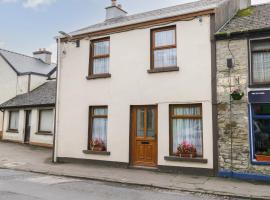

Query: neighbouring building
left=54, top=0, right=247, bottom=174
left=0, top=81, right=56, bottom=148
left=216, top=3, right=270, bottom=181
left=0, top=48, right=56, bottom=145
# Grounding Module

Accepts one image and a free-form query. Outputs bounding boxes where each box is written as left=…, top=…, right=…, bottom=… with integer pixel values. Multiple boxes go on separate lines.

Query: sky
left=0, top=0, right=270, bottom=63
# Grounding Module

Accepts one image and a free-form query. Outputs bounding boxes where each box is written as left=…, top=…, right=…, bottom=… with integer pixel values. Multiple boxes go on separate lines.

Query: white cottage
left=0, top=48, right=56, bottom=146
left=54, top=0, right=248, bottom=174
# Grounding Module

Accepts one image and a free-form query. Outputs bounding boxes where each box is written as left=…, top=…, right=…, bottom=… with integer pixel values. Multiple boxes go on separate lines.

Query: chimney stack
left=239, top=0, right=251, bottom=10
left=33, top=48, right=52, bottom=65
left=106, top=0, right=127, bottom=20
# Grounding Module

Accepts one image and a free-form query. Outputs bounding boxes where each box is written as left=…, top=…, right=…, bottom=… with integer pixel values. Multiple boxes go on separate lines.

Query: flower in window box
left=177, top=141, right=197, bottom=158
left=90, top=139, right=106, bottom=152
left=255, top=150, right=270, bottom=162
left=230, top=89, right=244, bottom=101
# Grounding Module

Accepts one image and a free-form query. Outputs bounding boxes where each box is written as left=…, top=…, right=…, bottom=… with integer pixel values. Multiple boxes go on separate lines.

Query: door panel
left=131, top=106, right=157, bottom=167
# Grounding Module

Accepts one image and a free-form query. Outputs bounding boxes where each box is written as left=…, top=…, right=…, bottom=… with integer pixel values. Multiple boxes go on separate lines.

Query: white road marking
left=3, top=162, right=26, bottom=168
left=24, top=176, right=80, bottom=185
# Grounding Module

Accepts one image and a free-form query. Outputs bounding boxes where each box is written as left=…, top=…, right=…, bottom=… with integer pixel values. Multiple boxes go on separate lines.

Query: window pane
left=9, top=111, right=19, bottom=130
left=172, top=118, right=203, bottom=156
left=137, top=109, right=144, bottom=137
left=173, top=106, right=201, bottom=116
left=155, top=29, right=175, bottom=47
left=147, top=109, right=155, bottom=138
left=94, top=108, right=108, bottom=116
left=253, top=52, right=270, bottom=83
left=154, top=48, right=177, bottom=68
left=92, top=118, right=107, bottom=145
left=254, top=104, right=270, bottom=115
left=93, top=58, right=109, bottom=74
left=39, top=110, right=53, bottom=132
left=94, top=41, right=109, bottom=56
left=253, top=119, right=270, bottom=156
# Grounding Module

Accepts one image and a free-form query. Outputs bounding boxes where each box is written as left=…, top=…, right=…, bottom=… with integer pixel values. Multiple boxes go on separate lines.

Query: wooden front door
left=24, top=110, right=31, bottom=143
left=131, top=106, right=157, bottom=167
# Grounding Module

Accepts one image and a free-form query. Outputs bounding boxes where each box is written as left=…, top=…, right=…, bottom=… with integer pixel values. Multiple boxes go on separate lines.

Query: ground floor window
left=251, top=104, right=270, bottom=163
left=8, top=111, right=19, bottom=131
left=38, top=109, right=54, bottom=133
left=170, top=104, right=203, bottom=158
left=88, top=106, right=108, bottom=151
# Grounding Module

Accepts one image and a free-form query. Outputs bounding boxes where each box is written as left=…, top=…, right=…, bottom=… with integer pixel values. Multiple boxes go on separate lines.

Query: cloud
left=0, top=0, right=17, bottom=3
left=23, top=0, right=57, bottom=8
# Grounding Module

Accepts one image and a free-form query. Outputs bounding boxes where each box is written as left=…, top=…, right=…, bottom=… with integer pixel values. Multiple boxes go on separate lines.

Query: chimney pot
left=106, top=0, right=127, bottom=20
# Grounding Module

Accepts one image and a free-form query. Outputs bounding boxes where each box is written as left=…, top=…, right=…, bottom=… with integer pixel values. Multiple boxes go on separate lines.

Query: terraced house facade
left=216, top=3, right=270, bottom=180
left=54, top=0, right=250, bottom=174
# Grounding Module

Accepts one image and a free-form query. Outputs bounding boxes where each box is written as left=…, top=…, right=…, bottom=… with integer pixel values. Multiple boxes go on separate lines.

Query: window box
left=255, top=154, right=270, bottom=162
left=83, top=150, right=110, bottom=156
left=86, top=73, right=111, bottom=80
left=6, top=129, right=19, bottom=133
left=164, top=156, right=208, bottom=163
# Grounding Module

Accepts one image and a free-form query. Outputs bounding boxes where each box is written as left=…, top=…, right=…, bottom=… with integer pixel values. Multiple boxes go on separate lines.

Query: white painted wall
left=2, top=108, right=54, bottom=145
left=56, top=15, right=213, bottom=169
left=30, top=75, right=48, bottom=91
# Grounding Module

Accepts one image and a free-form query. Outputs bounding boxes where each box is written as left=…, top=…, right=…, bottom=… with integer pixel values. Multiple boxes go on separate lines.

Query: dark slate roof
left=218, top=3, right=270, bottom=34
left=69, top=0, right=226, bottom=36
left=0, top=81, right=56, bottom=109
left=0, top=48, right=56, bottom=77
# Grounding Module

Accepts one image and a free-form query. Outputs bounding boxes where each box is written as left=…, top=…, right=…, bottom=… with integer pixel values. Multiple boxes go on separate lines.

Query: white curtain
left=94, top=41, right=110, bottom=56
left=154, top=48, right=177, bottom=68
left=9, top=111, right=19, bottom=130
left=92, top=118, right=107, bottom=145
left=155, top=30, right=175, bottom=47
left=253, top=52, right=270, bottom=83
left=93, top=58, right=109, bottom=74
left=39, top=110, right=53, bottom=132
left=172, top=107, right=203, bottom=156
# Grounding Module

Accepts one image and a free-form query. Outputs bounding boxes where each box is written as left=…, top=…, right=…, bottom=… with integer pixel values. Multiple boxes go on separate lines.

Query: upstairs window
left=89, top=37, right=110, bottom=76
left=151, top=26, right=177, bottom=70
left=250, top=39, right=270, bottom=86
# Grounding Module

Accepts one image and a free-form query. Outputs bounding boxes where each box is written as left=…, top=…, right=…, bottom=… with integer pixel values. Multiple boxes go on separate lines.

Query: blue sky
left=0, top=0, right=269, bottom=62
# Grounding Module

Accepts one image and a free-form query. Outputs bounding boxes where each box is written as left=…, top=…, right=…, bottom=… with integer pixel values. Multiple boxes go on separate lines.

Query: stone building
left=216, top=3, right=270, bottom=181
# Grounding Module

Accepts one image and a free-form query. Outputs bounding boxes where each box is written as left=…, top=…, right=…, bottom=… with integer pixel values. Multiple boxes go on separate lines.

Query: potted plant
left=90, top=139, right=106, bottom=152
left=255, top=150, right=270, bottom=162
left=176, top=141, right=197, bottom=158
left=230, top=89, right=244, bottom=100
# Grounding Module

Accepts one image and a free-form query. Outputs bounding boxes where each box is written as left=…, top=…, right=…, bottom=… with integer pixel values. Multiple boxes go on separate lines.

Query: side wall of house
left=2, top=108, right=54, bottom=147
left=56, top=15, right=214, bottom=169
left=0, top=56, right=18, bottom=133
left=216, top=39, right=270, bottom=176
left=30, top=75, right=48, bottom=91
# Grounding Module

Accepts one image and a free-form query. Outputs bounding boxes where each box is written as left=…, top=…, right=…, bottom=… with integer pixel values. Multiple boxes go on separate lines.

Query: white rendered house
left=54, top=0, right=249, bottom=174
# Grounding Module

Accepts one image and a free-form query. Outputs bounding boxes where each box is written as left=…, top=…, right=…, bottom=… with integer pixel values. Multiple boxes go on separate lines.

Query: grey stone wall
left=216, top=39, right=270, bottom=176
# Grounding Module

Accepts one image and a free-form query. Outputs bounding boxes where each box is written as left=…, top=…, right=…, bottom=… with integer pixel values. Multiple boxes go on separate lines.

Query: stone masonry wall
left=217, top=39, right=270, bottom=176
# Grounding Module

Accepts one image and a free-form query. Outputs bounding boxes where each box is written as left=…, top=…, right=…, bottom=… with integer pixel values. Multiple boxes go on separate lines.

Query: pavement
left=0, top=141, right=269, bottom=200
left=0, top=169, right=242, bottom=200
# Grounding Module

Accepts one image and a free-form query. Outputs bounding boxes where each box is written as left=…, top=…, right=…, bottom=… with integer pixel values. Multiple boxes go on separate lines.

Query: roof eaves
left=0, top=103, right=55, bottom=110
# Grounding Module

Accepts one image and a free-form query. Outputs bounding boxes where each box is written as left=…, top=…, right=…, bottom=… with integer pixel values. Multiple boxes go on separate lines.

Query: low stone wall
left=216, top=39, right=270, bottom=176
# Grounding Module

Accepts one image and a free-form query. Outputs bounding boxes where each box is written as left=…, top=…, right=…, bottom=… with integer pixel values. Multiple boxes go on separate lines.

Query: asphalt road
left=0, top=169, right=243, bottom=200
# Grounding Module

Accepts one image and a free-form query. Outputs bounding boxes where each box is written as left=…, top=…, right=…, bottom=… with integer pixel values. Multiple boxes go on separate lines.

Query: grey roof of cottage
left=218, top=3, right=270, bottom=34
left=0, top=81, right=56, bottom=109
left=0, top=48, right=56, bottom=76
left=69, top=0, right=226, bottom=36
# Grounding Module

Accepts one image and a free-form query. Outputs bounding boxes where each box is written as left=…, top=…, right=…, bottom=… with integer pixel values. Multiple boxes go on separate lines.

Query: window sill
left=35, top=132, right=53, bottom=136
left=6, top=129, right=18, bottom=133
left=86, top=73, right=111, bottom=80
left=249, top=83, right=270, bottom=88
left=164, top=156, right=208, bottom=163
left=83, top=150, right=111, bottom=156
left=147, top=66, right=179, bottom=74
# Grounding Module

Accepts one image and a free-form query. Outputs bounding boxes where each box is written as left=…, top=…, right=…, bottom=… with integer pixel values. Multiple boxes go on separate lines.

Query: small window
left=89, top=38, right=110, bottom=76
left=88, top=106, right=108, bottom=151
left=250, top=39, right=270, bottom=85
left=8, top=111, right=19, bottom=131
left=151, top=26, right=177, bottom=69
left=251, top=104, right=270, bottom=163
left=38, top=109, right=53, bottom=133
left=170, top=104, right=203, bottom=157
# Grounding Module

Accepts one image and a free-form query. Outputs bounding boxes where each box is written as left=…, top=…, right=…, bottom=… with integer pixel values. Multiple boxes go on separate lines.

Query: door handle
left=141, top=141, right=149, bottom=144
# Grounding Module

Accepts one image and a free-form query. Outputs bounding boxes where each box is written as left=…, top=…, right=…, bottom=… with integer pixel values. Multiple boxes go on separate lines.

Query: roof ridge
left=0, top=48, right=40, bottom=61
